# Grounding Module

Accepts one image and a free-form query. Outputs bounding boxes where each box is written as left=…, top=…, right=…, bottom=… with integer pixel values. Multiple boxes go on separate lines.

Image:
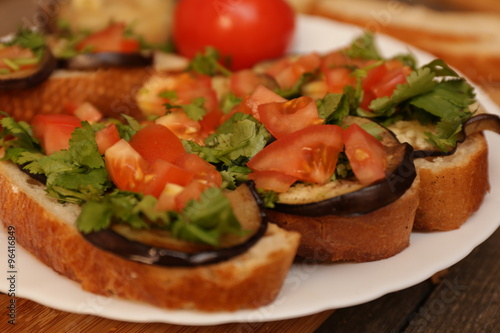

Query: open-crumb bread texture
left=266, top=176, right=420, bottom=262
left=0, top=159, right=300, bottom=311
left=413, top=133, right=490, bottom=231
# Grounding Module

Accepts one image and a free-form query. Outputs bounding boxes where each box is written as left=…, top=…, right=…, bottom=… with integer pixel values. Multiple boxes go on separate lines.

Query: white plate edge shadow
left=0, top=15, right=499, bottom=326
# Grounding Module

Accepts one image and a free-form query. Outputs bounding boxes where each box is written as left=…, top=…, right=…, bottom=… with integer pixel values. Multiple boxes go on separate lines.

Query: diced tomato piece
left=155, top=183, right=185, bottom=212
left=175, top=153, right=222, bottom=187
left=230, top=69, right=268, bottom=98
left=31, top=114, right=82, bottom=155
left=155, top=111, right=203, bottom=144
left=199, top=108, right=223, bottom=137
left=138, top=72, right=219, bottom=117
left=267, top=52, right=321, bottom=90
left=343, top=123, right=387, bottom=185
left=75, top=23, right=140, bottom=53
left=323, top=67, right=356, bottom=94
left=95, top=123, right=121, bottom=155
left=129, top=124, right=186, bottom=164
left=73, top=102, right=103, bottom=123
left=174, top=180, right=211, bottom=211
left=234, top=85, right=286, bottom=121
left=361, top=60, right=412, bottom=110
left=247, top=124, right=344, bottom=185
left=258, top=96, right=323, bottom=138
left=104, top=139, right=149, bottom=192
left=142, top=159, right=195, bottom=198
left=248, top=170, right=297, bottom=193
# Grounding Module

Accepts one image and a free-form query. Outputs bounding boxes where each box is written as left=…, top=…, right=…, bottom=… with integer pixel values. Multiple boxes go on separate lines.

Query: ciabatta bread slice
left=0, top=157, right=300, bottom=311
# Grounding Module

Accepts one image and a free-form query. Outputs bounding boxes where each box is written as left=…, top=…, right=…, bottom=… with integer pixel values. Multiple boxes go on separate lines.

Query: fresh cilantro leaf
left=68, top=122, right=105, bottom=169
left=370, top=66, right=437, bottom=116
left=257, top=188, right=279, bottom=208
left=409, top=79, right=475, bottom=120
left=173, top=187, right=243, bottom=245
left=158, top=90, right=177, bottom=99
left=317, top=93, right=350, bottom=125
left=77, top=201, right=114, bottom=233
left=187, top=47, right=232, bottom=77
left=422, top=59, right=460, bottom=77
left=220, top=92, right=242, bottom=114
left=275, top=73, right=315, bottom=99
left=121, top=114, right=141, bottom=133
left=343, top=33, right=382, bottom=60
left=7, top=28, right=46, bottom=59
left=203, top=113, right=271, bottom=166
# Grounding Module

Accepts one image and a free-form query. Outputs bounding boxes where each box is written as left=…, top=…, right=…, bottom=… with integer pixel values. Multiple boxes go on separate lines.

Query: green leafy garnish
left=187, top=47, right=232, bottom=77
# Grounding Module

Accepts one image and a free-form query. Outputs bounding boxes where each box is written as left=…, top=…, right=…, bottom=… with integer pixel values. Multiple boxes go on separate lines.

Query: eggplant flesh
left=57, top=52, right=153, bottom=71
left=413, top=113, right=500, bottom=158
left=83, top=182, right=269, bottom=267
left=0, top=48, right=57, bottom=90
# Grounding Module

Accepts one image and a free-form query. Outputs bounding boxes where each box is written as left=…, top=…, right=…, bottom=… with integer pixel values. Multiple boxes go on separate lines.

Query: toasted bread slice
left=267, top=176, right=420, bottom=262
left=0, top=67, right=152, bottom=122
left=310, top=0, right=500, bottom=83
left=413, top=133, right=490, bottom=230
left=0, top=157, right=300, bottom=311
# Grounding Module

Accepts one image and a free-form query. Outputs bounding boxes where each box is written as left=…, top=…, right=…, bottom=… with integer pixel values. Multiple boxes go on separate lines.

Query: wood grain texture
left=0, top=295, right=333, bottom=333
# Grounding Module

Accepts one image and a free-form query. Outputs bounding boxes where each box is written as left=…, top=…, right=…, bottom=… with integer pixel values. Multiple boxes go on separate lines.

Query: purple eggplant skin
left=57, top=52, right=153, bottom=71
left=83, top=182, right=269, bottom=268
left=0, top=48, right=57, bottom=90
left=413, top=113, right=500, bottom=158
left=272, top=142, right=416, bottom=217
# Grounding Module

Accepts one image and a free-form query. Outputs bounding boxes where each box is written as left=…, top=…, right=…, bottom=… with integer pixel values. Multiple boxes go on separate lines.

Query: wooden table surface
left=1, top=3, right=500, bottom=332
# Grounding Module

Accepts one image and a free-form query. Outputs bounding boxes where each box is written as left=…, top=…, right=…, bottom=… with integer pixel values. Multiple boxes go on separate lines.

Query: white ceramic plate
left=1, top=15, right=499, bottom=326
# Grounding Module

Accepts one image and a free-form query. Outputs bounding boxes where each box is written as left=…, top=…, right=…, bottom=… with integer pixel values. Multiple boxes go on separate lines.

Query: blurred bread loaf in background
left=304, top=0, right=500, bottom=105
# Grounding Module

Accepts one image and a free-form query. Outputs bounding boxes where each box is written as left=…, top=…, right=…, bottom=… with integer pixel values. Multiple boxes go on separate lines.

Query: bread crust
left=266, top=176, right=420, bottom=262
left=0, top=67, right=153, bottom=122
left=0, top=160, right=300, bottom=311
left=413, top=133, right=490, bottom=231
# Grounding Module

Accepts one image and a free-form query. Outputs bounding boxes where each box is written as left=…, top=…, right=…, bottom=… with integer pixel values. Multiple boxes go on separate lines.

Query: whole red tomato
left=172, top=0, right=296, bottom=70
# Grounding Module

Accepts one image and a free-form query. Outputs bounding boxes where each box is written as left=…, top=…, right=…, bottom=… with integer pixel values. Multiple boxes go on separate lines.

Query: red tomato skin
left=104, top=139, right=149, bottom=192
left=31, top=114, right=82, bottom=155
left=73, top=102, right=103, bottom=123
left=230, top=69, right=276, bottom=98
left=258, top=96, right=323, bottom=138
left=173, top=0, right=295, bottom=70
left=360, top=60, right=411, bottom=110
left=95, top=123, right=121, bottom=155
left=269, top=52, right=321, bottom=90
left=342, top=123, right=387, bottom=185
left=247, top=124, right=344, bottom=185
left=142, top=159, right=195, bottom=198
left=235, top=85, right=287, bottom=121
left=76, top=23, right=140, bottom=53
left=248, top=170, right=297, bottom=193
left=129, top=124, right=186, bottom=164
left=174, top=180, right=211, bottom=211
left=175, top=154, right=222, bottom=187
